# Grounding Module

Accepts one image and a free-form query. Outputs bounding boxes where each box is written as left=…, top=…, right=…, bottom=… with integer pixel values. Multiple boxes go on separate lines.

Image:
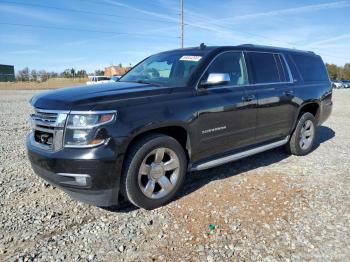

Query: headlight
left=64, top=111, right=116, bottom=147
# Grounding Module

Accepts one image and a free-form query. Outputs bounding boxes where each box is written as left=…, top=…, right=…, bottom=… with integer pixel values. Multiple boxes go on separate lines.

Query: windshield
left=119, top=52, right=204, bottom=87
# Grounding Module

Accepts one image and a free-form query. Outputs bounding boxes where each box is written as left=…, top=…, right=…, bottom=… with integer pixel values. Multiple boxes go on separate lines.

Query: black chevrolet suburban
left=27, top=44, right=332, bottom=209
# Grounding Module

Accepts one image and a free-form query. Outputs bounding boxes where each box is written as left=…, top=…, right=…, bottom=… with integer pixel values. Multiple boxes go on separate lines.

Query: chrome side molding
left=192, top=136, right=290, bottom=171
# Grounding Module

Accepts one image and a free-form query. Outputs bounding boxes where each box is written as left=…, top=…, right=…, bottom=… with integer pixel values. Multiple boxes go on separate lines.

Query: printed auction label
left=179, top=56, right=202, bottom=61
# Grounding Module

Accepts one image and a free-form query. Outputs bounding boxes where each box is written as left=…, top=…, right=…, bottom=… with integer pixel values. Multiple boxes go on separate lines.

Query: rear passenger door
left=245, top=51, right=297, bottom=143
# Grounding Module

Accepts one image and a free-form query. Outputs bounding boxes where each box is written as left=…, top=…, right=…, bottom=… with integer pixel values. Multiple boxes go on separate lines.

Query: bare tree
left=16, top=67, right=29, bottom=81
left=31, top=69, right=38, bottom=82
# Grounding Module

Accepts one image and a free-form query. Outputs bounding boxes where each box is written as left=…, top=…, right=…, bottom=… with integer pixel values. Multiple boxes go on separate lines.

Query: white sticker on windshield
left=179, top=55, right=202, bottom=62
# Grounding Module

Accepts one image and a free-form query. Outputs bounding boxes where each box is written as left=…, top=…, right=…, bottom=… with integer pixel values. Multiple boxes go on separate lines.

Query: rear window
left=291, top=54, right=329, bottom=82
left=247, top=52, right=281, bottom=84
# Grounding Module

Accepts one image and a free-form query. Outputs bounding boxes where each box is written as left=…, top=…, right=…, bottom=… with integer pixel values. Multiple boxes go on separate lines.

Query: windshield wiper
left=119, top=80, right=161, bottom=86
left=135, top=80, right=161, bottom=86
left=135, top=80, right=150, bottom=84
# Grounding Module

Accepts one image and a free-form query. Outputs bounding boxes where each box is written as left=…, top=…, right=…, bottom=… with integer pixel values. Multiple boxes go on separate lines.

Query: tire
left=286, top=112, right=316, bottom=156
left=121, top=134, right=187, bottom=210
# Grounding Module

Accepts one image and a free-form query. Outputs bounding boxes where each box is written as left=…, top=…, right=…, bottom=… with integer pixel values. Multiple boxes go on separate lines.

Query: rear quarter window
left=291, top=53, right=329, bottom=82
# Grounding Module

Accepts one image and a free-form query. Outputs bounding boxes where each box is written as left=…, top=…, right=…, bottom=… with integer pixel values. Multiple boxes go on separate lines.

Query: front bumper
left=27, top=133, right=123, bottom=206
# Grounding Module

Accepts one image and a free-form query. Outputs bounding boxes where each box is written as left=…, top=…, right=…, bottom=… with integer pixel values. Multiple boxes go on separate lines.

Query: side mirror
left=200, top=73, right=230, bottom=88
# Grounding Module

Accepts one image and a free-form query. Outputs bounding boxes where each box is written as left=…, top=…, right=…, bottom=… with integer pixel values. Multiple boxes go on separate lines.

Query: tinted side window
left=203, top=52, right=248, bottom=86
left=291, top=54, right=328, bottom=82
left=248, top=52, right=281, bottom=84
left=183, top=61, right=198, bottom=78
left=276, top=54, right=291, bottom=82
left=284, top=54, right=302, bottom=83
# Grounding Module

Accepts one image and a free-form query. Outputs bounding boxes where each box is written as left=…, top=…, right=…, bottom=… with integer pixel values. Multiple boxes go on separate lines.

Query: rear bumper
left=318, top=98, right=333, bottom=125
left=27, top=133, right=123, bottom=206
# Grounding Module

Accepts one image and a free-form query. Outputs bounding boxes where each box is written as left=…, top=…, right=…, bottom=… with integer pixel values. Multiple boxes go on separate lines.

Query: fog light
left=57, top=173, right=90, bottom=187
left=75, top=176, right=88, bottom=186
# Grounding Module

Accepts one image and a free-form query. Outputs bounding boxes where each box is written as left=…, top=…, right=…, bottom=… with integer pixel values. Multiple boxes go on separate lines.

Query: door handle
left=242, top=95, right=255, bottom=102
left=284, top=90, right=294, bottom=96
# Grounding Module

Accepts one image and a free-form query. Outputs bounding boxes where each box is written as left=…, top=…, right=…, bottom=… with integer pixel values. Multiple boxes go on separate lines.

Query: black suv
left=27, top=44, right=332, bottom=209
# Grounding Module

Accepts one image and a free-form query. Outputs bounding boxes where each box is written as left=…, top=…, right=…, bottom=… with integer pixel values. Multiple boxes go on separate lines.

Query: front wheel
left=121, top=134, right=187, bottom=210
left=286, top=112, right=316, bottom=156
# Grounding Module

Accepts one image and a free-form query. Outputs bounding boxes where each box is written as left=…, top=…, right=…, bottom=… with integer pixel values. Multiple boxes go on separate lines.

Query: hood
left=31, top=82, right=174, bottom=110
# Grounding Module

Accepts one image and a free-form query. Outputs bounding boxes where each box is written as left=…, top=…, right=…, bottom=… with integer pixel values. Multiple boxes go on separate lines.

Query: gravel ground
left=0, top=89, right=349, bottom=261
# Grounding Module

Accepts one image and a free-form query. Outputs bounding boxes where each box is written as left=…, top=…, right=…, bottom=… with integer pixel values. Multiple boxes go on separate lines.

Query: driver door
left=191, top=51, right=257, bottom=162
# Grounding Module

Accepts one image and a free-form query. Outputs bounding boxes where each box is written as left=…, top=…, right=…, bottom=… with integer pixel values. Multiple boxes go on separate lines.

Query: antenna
left=180, top=0, right=184, bottom=48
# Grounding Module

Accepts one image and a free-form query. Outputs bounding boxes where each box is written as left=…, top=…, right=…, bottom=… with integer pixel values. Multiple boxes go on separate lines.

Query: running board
left=191, top=136, right=290, bottom=171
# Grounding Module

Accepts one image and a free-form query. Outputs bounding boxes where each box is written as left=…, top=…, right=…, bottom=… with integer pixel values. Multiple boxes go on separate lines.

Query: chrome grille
left=32, top=111, right=58, bottom=127
left=30, top=108, right=69, bottom=151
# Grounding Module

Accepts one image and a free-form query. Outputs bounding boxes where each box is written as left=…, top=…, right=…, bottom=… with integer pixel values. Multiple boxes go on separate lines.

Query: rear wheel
left=121, top=134, right=187, bottom=209
left=286, top=112, right=316, bottom=156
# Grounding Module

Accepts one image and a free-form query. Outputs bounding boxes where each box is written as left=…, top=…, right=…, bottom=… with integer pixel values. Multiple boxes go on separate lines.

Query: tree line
left=15, top=66, right=128, bottom=82
left=325, top=63, right=350, bottom=81
left=15, top=63, right=350, bottom=82
left=16, top=67, right=90, bottom=81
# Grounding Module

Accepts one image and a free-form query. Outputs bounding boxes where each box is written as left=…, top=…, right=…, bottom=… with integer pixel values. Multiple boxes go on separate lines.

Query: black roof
left=162, top=44, right=317, bottom=56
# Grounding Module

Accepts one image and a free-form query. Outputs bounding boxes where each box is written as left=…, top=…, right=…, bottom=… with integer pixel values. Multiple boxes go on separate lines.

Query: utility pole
left=180, top=0, right=184, bottom=48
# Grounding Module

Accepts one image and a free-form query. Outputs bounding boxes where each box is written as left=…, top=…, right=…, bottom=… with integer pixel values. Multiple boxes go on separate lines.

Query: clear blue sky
left=1, top=0, right=349, bottom=73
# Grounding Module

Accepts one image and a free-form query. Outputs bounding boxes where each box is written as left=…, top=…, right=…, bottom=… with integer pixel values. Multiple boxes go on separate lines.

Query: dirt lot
left=0, top=89, right=349, bottom=261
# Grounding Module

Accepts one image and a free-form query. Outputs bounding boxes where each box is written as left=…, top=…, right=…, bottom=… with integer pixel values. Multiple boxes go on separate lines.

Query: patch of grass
left=0, top=77, right=88, bottom=90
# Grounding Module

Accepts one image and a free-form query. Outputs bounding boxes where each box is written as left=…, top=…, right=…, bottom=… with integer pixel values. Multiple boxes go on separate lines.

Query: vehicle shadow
left=104, top=126, right=335, bottom=213
left=178, top=125, right=335, bottom=200
left=313, top=125, right=335, bottom=149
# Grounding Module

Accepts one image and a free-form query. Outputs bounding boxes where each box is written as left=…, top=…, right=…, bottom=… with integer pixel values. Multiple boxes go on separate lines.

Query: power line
left=0, top=22, right=179, bottom=38
left=0, top=0, right=179, bottom=24
left=1, top=0, right=345, bottom=61
left=182, top=12, right=303, bottom=47
left=186, top=22, right=296, bottom=47
left=184, top=14, right=348, bottom=60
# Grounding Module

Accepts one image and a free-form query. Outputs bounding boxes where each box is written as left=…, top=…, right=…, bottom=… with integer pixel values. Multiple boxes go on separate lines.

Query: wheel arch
left=292, top=101, right=320, bottom=130
left=121, top=122, right=192, bottom=167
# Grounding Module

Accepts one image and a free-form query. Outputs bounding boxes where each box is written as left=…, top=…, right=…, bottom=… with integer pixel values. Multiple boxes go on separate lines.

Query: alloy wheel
left=138, top=147, right=180, bottom=199
left=299, top=119, right=315, bottom=150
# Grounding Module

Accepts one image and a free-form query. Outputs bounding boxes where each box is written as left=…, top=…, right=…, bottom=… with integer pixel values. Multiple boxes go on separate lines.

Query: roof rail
left=237, top=44, right=255, bottom=47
